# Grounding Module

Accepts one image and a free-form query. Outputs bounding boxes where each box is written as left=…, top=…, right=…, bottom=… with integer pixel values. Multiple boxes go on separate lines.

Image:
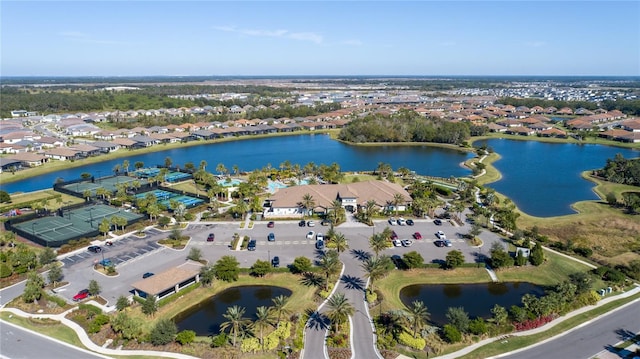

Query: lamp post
left=268, top=250, right=271, bottom=264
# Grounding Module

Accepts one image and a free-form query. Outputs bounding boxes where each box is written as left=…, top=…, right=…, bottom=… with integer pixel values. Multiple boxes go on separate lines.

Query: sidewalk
left=1, top=307, right=200, bottom=359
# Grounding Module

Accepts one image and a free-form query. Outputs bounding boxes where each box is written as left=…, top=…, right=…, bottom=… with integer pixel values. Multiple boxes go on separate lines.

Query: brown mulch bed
left=327, top=347, right=352, bottom=359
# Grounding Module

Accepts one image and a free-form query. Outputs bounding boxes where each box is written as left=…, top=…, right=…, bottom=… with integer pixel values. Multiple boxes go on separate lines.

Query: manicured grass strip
left=0, top=312, right=86, bottom=348
left=456, top=292, right=640, bottom=359
left=496, top=249, right=593, bottom=286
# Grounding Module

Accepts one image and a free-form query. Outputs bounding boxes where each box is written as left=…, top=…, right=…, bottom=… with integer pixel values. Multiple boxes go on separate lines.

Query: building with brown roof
left=131, top=261, right=202, bottom=299
left=264, top=180, right=412, bottom=218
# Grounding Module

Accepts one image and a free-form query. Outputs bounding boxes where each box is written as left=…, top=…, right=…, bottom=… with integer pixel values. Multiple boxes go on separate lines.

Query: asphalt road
left=0, top=319, right=110, bottom=359
left=498, top=299, right=640, bottom=359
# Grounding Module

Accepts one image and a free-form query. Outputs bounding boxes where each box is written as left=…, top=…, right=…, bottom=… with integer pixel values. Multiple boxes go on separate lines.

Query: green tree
left=98, top=218, right=111, bottom=237
left=403, top=251, right=424, bottom=269
left=606, top=192, right=617, bottom=206
left=134, top=161, right=144, bottom=170
left=187, top=247, right=202, bottom=262
left=250, top=259, right=271, bottom=277
left=530, top=242, right=544, bottom=266
left=164, top=156, right=173, bottom=168
left=445, top=250, right=465, bottom=269
left=175, top=330, right=196, bottom=345
left=326, top=292, right=355, bottom=333
left=270, top=295, right=291, bottom=323
left=300, top=193, right=315, bottom=219
left=362, top=255, right=392, bottom=293
left=290, top=256, right=312, bottom=274
left=150, top=318, right=177, bottom=346
left=443, top=324, right=462, bottom=343
left=47, top=263, right=63, bottom=286
left=489, top=242, right=513, bottom=269
left=220, top=305, right=250, bottom=347
left=111, top=312, right=143, bottom=340
left=23, top=271, right=44, bottom=302
left=405, top=300, right=430, bottom=338
left=214, top=256, right=240, bottom=282
left=88, top=279, right=101, bottom=297
left=0, top=190, right=12, bottom=203
left=491, top=304, right=508, bottom=326
left=116, top=295, right=130, bottom=311
left=331, top=232, right=349, bottom=253
left=39, top=247, right=57, bottom=266
left=318, top=250, right=341, bottom=290
left=369, top=232, right=390, bottom=258
left=199, top=265, right=215, bottom=286
left=446, top=306, right=470, bottom=333
left=253, top=306, right=273, bottom=351
left=515, top=249, right=527, bottom=266
left=142, top=294, right=158, bottom=317
left=468, top=317, right=488, bottom=335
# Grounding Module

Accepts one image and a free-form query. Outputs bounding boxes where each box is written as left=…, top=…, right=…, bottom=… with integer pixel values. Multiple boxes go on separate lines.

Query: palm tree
left=326, top=292, right=355, bottom=333
left=331, top=232, right=349, bottom=253
left=232, top=164, right=239, bottom=177
left=363, top=200, right=378, bottom=223
left=220, top=305, right=251, bottom=347
left=216, top=163, right=228, bottom=177
left=393, top=193, right=405, bottom=216
left=300, top=193, right=315, bottom=219
left=199, top=160, right=207, bottom=171
left=270, top=295, right=291, bottom=323
left=329, top=199, right=344, bottom=224
left=369, top=232, right=390, bottom=258
left=122, top=160, right=130, bottom=174
left=362, top=255, right=391, bottom=293
left=405, top=300, right=430, bottom=338
left=319, top=250, right=341, bottom=290
left=253, top=306, right=273, bottom=352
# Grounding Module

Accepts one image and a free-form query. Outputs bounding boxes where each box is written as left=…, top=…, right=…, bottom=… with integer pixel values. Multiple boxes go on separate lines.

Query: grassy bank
left=469, top=133, right=640, bottom=150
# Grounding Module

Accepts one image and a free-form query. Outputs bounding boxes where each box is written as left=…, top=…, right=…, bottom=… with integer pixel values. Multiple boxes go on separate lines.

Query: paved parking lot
left=60, top=213, right=505, bottom=305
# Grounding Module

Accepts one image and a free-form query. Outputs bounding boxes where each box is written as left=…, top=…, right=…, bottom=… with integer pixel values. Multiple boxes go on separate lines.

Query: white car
left=401, top=239, right=413, bottom=247
left=393, top=239, right=402, bottom=247
left=436, top=231, right=446, bottom=240
left=307, top=220, right=316, bottom=227
left=306, top=231, right=315, bottom=240
left=397, top=218, right=406, bottom=226
left=316, top=233, right=324, bottom=241
left=388, top=217, right=397, bottom=225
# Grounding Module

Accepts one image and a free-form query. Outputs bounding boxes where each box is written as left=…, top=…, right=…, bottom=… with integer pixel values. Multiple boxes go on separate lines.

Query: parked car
left=397, top=218, right=406, bottom=226
left=315, top=239, right=325, bottom=250
left=73, top=289, right=89, bottom=302
left=267, top=232, right=275, bottom=242
left=435, top=240, right=446, bottom=247
left=271, top=256, right=280, bottom=268
left=321, top=219, right=331, bottom=226
left=142, top=272, right=154, bottom=279
left=298, top=220, right=306, bottom=227
left=405, top=219, right=414, bottom=226
left=391, top=231, right=398, bottom=240
left=306, top=231, right=315, bottom=240
left=207, top=233, right=215, bottom=242
left=391, top=255, right=407, bottom=270
left=392, top=239, right=402, bottom=247
left=401, top=239, right=413, bottom=247
left=247, top=239, right=257, bottom=251
left=307, top=220, right=315, bottom=227
left=436, top=231, right=446, bottom=239
left=87, top=246, right=101, bottom=253
left=433, top=219, right=443, bottom=225
left=316, top=233, right=324, bottom=241
left=99, top=259, right=113, bottom=267
left=444, top=239, right=452, bottom=247
left=267, top=221, right=275, bottom=228
left=388, top=217, right=397, bottom=225
left=413, top=232, right=422, bottom=240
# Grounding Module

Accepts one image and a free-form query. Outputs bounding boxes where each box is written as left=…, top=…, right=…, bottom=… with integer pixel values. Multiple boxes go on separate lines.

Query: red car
left=73, top=289, right=89, bottom=302
left=390, top=231, right=398, bottom=240
left=207, top=233, right=215, bottom=242
left=267, top=221, right=275, bottom=228
left=413, top=232, right=422, bottom=240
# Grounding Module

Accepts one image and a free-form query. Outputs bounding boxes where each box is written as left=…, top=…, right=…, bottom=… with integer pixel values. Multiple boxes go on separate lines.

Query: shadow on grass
left=300, top=272, right=324, bottom=287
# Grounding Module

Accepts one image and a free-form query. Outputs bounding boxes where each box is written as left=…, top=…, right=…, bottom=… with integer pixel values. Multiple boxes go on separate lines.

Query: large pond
left=474, top=139, right=639, bottom=217
left=173, top=285, right=292, bottom=336
left=399, top=282, right=545, bottom=326
left=2, top=134, right=473, bottom=194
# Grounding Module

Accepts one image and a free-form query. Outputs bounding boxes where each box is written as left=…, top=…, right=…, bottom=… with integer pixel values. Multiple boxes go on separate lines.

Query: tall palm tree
left=300, top=193, right=315, bottom=219
left=326, top=292, right=355, bottom=333
left=393, top=193, right=405, bottom=216
left=369, top=232, right=390, bottom=258
left=362, top=255, right=391, bottom=293
left=270, top=295, right=291, bottom=323
left=329, top=199, right=344, bottom=224
left=122, top=160, right=130, bottom=174
left=253, top=306, right=273, bottom=352
left=364, top=200, right=378, bottom=223
left=220, top=305, right=251, bottom=347
left=199, top=160, right=207, bottom=171
left=405, top=300, right=430, bottom=338
left=331, top=232, right=349, bottom=253
left=319, top=250, right=341, bottom=290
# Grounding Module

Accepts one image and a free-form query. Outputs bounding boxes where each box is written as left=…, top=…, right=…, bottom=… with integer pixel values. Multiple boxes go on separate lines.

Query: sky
left=2, top=1, right=639, bottom=77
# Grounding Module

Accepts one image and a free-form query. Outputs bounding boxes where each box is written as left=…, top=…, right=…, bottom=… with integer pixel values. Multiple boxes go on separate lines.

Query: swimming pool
left=217, top=179, right=242, bottom=187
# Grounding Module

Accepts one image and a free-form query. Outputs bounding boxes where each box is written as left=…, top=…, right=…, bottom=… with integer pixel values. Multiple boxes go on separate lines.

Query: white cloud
left=213, top=25, right=323, bottom=44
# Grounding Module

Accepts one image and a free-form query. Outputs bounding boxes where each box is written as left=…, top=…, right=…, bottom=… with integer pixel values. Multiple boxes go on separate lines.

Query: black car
left=271, top=256, right=280, bottom=268
left=247, top=239, right=257, bottom=251
left=435, top=240, right=446, bottom=247
left=298, top=220, right=306, bottom=227
left=405, top=219, right=414, bottom=226
left=142, top=272, right=154, bottom=279
left=321, top=219, right=332, bottom=226
left=315, top=239, right=325, bottom=250
left=88, top=245, right=102, bottom=253
left=434, top=219, right=442, bottom=225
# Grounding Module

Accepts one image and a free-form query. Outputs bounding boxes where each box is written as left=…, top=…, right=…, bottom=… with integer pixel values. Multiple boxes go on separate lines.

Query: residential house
left=8, top=153, right=49, bottom=167
left=44, top=148, right=81, bottom=161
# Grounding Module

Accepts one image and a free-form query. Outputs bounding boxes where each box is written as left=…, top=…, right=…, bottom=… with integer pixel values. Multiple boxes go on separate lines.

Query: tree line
left=498, top=97, right=640, bottom=116
left=338, top=110, right=471, bottom=144
left=594, top=153, right=640, bottom=186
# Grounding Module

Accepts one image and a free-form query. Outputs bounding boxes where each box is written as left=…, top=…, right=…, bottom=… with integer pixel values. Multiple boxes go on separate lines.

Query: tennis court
left=135, top=190, right=204, bottom=209
left=134, top=168, right=191, bottom=183
left=61, top=175, right=148, bottom=196
left=12, top=204, right=144, bottom=247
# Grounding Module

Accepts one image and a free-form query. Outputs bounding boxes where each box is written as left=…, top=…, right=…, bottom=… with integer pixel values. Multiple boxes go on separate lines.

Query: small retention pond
left=174, top=285, right=292, bottom=336
left=399, top=282, right=545, bottom=326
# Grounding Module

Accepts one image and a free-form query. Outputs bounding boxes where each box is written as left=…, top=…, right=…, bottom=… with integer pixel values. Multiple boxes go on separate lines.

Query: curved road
left=498, top=299, right=640, bottom=359
left=303, top=230, right=382, bottom=359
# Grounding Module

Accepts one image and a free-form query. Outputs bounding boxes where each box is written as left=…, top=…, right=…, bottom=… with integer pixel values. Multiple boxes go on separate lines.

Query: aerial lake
left=475, top=139, right=639, bottom=217
left=399, top=282, right=545, bottom=326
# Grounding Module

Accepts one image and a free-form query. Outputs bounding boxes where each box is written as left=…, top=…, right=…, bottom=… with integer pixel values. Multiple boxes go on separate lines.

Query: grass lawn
left=456, top=291, right=640, bottom=359
left=0, top=312, right=86, bottom=348
left=495, top=249, right=594, bottom=286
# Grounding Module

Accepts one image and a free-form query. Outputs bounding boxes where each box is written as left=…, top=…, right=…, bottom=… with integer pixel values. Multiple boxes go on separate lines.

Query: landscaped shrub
left=149, top=318, right=177, bottom=345
left=78, top=304, right=102, bottom=318
left=442, top=324, right=462, bottom=343
left=241, top=337, right=261, bottom=353
left=210, top=333, right=229, bottom=348
left=175, top=330, right=196, bottom=345
left=88, top=314, right=110, bottom=333
left=513, top=315, right=554, bottom=331
left=573, top=247, right=593, bottom=257
left=327, top=332, right=349, bottom=348
left=398, top=331, right=426, bottom=350
left=262, top=321, right=292, bottom=351
left=468, top=317, right=488, bottom=335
